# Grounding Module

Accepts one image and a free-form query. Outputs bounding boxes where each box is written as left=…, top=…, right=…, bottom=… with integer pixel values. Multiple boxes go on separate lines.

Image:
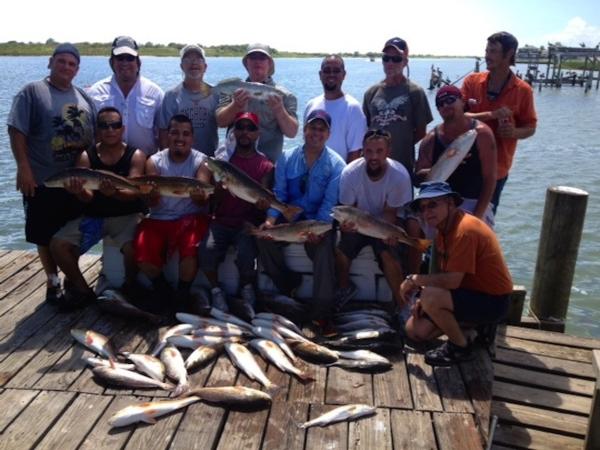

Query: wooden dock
left=0, top=250, right=598, bottom=449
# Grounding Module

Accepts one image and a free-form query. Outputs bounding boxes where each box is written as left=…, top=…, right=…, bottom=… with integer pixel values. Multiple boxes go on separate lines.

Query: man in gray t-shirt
left=215, top=43, right=298, bottom=162
left=7, top=43, right=95, bottom=307
left=159, top=44, right=219, bottom=156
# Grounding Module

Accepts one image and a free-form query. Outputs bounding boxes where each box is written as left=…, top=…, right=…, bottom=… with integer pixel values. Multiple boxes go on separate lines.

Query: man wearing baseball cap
left=216, top=43, right=298, bottom=163
left=363, top=37, right=432, bottom=175
left=88, top=36, right=164, bottom=156
left=159, top=44, right=218, bottom=156
left=401, top=181, right=512, bottom=366
left=256, top=109, right=346, bottom=320
left=415, top=85, right=497, bottom=227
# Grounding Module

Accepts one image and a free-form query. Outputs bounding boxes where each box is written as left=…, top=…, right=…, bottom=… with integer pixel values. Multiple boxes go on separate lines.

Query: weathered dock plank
left=407, top=351, right=443, bottom=412
left=433, top=412, right=483, bottom=450
left=373, top=351, right=413, bottom=409
left=304, top=403, right=348, bottom=450
left=501, top=325, right=600, bottom=350
left=262, top=401, right=309, bottom=450
left=497, top=335, right=593, bottom=363
left=0, top=251, right=38, bottom=284
left=348, top=407, right=392, bottom=450
left=326, top=366, right=373, bottom=405
left=494, top=347, right=594, bottom=378
left=0, top=388, right=38, bottom=433
left=390, top=410, right=437, bottom=449
left=435, top=365, right=475, bottom=413
left=493, top=423, right=584, bottom=450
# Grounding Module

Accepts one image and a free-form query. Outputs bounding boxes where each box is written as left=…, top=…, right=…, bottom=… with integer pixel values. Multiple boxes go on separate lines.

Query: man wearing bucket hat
left=159, top=44, right=218, bottom=156
left=401, top=181, right=512, bottom=366
left=215, top=43, right=298, bottom=163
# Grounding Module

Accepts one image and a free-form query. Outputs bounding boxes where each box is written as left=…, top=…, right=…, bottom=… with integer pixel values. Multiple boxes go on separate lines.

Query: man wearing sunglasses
left=50, top=107, right=146, bottom=309
left=304, top=55, right=367, bottom=163
left=415, top=85, right=497, bottom=227
left=363, top=37, right=432, bottom=175
left=216, top=43, right=298, bottom=163
left=8, top=43, right=95, bottom=307
left=88, top=36, right=164, bottom=156
left=401, top=181, right=512, bottom=366
left=461, top=32, right=537, bottom=214
left=159, top=44, right=218, bottom=157
left=200, top=112, right=273, bottom=316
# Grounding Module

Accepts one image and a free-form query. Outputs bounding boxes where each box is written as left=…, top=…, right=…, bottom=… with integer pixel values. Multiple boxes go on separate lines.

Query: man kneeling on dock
left=401, top=181, right=512, bottom=366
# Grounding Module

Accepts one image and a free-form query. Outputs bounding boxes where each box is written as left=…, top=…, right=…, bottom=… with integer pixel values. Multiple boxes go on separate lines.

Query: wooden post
left=530, top=186, right=588, bottom=329
left=585, top=350, right=600, bottom=449
left=506, top=285, right=526, bottom=325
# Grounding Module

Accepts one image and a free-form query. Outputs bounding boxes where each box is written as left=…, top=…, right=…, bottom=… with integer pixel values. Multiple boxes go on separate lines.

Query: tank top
left=84, top=145, right=146, bottom=217
left=432, top=120, right=482, bottom=199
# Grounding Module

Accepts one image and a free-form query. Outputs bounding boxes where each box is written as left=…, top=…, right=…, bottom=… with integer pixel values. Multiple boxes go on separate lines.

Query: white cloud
left=543, top=17, right=600, bottom=47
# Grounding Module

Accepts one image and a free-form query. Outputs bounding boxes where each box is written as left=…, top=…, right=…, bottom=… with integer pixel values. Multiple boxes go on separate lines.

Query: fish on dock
left=108, top=396, right=201, bottom=428
left=92, top=366, right=175, bottom=391
left=71, top=329, right=117, bottom=361
left=97, top=289, right=163, bottom=325
left=225, top=343, right=278, bottom=392
left=298, top=404, right=377, bottom=428
left=247, top=220, right=332, bottom=243
left=426, top=129, right=477, bottom=182
left=167, top=334, right=242, bottom=350
left=288, top=340, right=339, bottom=364
left=121, top=352, right=166, bottom=382
left=209, top=307, right=253, bottom=331
left=151, top=323, right=197, bottom=356
left=327, top=358, right=393, bottom=372
left=129, top=175, right=214, bottom=197
left=250, top=339, right=315, bottom=383
left=44, top=167, right=139, bottom=192
left=160, top=345, right=189, bottom=396
left=184, top=344, right=224, bottom=371
left=83, top=357, right=135, bottom=371
left=186, top=386, right=272, bottom=409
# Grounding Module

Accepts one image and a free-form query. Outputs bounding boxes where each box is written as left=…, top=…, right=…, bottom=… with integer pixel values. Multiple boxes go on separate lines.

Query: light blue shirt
left=268, top=145, right=346, bottom=223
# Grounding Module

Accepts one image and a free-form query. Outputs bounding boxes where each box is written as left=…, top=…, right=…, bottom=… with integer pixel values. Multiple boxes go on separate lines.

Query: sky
left=1, top=0, right=599, bottom=56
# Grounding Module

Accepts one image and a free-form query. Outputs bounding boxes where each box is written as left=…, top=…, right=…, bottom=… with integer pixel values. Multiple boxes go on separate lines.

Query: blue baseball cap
left=111, top=36, right=138, bottom=57
left=408, top=181, right=463, bottom=212
left=305, top=109, right=331, bottom=129
left=383, top=37, right=408, bottom=53
left=52, top=43, right=80, bottom=63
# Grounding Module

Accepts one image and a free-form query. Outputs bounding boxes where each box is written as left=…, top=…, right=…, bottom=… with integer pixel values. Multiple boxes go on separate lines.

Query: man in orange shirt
left=401, top=182, right=513, bottom=366
left=461, top=31, right=537, bottom=213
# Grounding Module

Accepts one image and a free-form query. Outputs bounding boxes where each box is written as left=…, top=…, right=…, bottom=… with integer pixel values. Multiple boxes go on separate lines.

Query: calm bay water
left=1, top=56, right=599, bottom=338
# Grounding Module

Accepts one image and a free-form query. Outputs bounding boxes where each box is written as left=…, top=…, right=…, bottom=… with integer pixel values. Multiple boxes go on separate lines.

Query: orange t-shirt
left=461, top=71, right=537, bottom=179
left=435, top=211, right=513, bottom=295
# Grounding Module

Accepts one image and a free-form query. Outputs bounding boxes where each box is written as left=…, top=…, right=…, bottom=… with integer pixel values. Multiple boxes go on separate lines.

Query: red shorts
left=134, top=215, right=209, bottom=268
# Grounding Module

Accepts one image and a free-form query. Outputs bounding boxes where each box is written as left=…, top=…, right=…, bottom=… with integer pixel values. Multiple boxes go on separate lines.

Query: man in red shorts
left=401, top=181, right=513, bottom=366
left=134, top=114, right=212, bottom=314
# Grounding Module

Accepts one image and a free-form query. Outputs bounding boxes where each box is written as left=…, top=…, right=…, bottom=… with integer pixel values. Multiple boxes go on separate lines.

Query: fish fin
left=174, top=382, right=190, bottom=397
left=282, top=205, right=303, bottom=222
left=142, top=414, right=157, bottom=424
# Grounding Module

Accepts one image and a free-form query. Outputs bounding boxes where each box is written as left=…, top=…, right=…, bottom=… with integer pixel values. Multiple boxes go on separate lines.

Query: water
left=1, top=56, right=599, bottom=338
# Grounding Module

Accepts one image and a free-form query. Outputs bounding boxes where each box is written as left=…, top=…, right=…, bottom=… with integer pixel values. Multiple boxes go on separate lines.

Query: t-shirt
left=461, top=71, right=537, bottom=179
left=304, top=94, right=367, bottom=161
left=213, top=151, right=273, bottom=228
left=363, top=79, right=433, bottom=174
left=217, top=77, right=297, bottom=163
left=435, top=211, right=512, bottom=295
left=339, top=158, right=412, bottom=218
left=7, top=79, right=95, bottom=184
left=159, top=83, right=219, bottom=156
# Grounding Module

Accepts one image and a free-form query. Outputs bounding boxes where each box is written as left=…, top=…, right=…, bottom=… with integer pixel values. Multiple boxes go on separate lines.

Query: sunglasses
left=418, top=200, right=441, bottom=213
left=247, top=53, right=269, bottom=61
left=382, top=55, right=403, bottom=63
left=321, top=67, right=342, bottom=75
left=234, top=122, right=258, bottom=132
left=114, top=54, right=136, bottom=62
left=364, top=129, right=391, bottom=140
left=97, top=121, right=123, bottom=130
left=436, top=96, right=459, bottom=108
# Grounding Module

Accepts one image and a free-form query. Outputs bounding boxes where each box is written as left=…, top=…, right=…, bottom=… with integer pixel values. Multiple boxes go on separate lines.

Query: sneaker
left=240, top=284, right=257, bottom=307
left=211, top=287, right=229, bottom=312
left=45, top=285, right=62, bottom=305
left=57, top=287, right=96, bottom=312
left=335, top=282, right=358, bottom=311
left=424, top=341, right=475, bottom=366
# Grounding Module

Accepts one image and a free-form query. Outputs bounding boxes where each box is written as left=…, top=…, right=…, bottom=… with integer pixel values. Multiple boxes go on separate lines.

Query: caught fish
left=333, top=350, right=391, bottom=365
left=175, top=313, right=233, bottom=329
left=254, top=311, right=305, bottom=337
left=335, top=320, right=395, bottom=334
left=332, top=205, right=431, bottom=252
left=251, top=318, right=308, bottom=343
left=250, top=339, right=315, bottom=382
left=205, top=157, right=302, bottom=222
left=192, top=324, right=250, bottom=338
left=257, top=294, right=309, bottom=322
left=426, top=129, right=477, bottom=182
left=209, top=308, right=253, bottom=331
left=298, top=404, right=377, bottom=428
left=44, top=167, right=139, bottom=192
left=160, top=345, right=189, bottom=396
left=129, top=175, right=214, bottom=197
left=247, top=220, right=332, bottom=243
left=213, top=77, right=285, bottom=100
left=121, top=352, right=165, bottom=382
left=109, top=396, right=201, bottom=428
left=328, top=359, right=393, bottom=372
left=225, top=343, right=277, bottom=392
left=97, top=289, right=163, bottom=325
left=251, top=326, right=296, bottom=362
left=71, top=329, right=117, bottom=361
left=184, top=344, right=223, bottom=371
left=167, top=334, right=241, bottom=350
left=151, top=323, right=197, bottom=356
left=83, top=357, right=135, bottom=371
left=334, top=309, right=393, bottom=321
left=186, top=386, right=272, bottom=409
left=289, top=340, right=339, bottom=364
left=92, top=366, right=175, bottom=390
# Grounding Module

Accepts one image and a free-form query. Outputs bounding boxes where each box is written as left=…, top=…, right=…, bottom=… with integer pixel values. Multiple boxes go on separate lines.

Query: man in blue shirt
left=256, top=110, right=345, bottom=319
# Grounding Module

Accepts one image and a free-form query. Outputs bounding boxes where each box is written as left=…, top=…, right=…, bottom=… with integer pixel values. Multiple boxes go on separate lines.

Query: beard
left=366, top=164, right=383, bottom=178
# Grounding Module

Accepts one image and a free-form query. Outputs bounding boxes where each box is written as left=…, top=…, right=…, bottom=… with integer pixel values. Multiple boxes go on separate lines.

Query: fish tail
left=173, top=382, right=190, bottom=397
left=266, top=383, right=281, bottom=397
left=282, top=205, right=303, bottom=222
left=297, top=371, right=316, bottom=384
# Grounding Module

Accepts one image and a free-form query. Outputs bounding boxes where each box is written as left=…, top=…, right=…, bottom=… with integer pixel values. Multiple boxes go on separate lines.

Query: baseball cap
left=180, top=44, right=206, bottom=59
left=111, top=36, right=139, bottom=57
left=242, top=43, right=275, bottom=76
left=305, top=109, right=331, bottom=129
left=234, top=111, right=259, bottom=127
left=383, top=37, right=408, bottom=53
left=52, top=43, right=80, bottom=63
left=408, top=181, right=463, bottom=212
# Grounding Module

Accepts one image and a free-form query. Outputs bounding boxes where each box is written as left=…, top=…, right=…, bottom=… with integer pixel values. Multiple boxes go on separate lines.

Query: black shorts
left=23, top=187, right=82, bottom=246
left=451, top=289, right=510, bottom=324
left=337, top=232, right=402, bottom=268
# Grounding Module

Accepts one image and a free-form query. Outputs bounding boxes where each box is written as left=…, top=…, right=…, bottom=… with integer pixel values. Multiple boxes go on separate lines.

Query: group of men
left=8, top=30, right=536, bottom=365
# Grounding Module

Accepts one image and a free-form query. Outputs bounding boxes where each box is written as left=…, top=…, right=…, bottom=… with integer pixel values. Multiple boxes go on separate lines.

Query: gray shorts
left=54, top=213, right=142, bottom=252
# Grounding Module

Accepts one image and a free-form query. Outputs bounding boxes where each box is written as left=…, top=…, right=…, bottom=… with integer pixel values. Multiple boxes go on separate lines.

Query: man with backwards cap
left=200, top=112, right=274, bottom=316
left=215, top=43, right=298, bottom=163
left=415, top=85, right=497, bottom=227
left=401, top=181, right=513, bottom=366
left=88, top=36, right=164, bottom=156
left=159, top=44, right=219, bottom=157
left=256, top=109, right=345, bottom=320
left=7, top=43, right=95, bottom=307
left=363, top=37, right=432, bottom=175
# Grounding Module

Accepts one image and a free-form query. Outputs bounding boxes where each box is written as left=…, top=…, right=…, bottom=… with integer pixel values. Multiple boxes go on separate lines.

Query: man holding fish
left=416, top=85, right=497, bottom=227
left=256, top=109, right=345, bottom=319
left=134, top=114, right=212, bottom=314
left=49, top=106, right=146, bottom=308
left=215, top=43, right=298, bottom=162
